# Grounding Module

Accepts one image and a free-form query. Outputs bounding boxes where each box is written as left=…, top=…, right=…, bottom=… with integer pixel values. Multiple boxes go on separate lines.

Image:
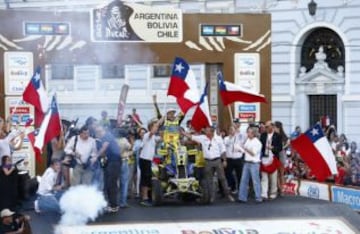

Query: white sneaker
left=34, top=200, right=40, bottom=213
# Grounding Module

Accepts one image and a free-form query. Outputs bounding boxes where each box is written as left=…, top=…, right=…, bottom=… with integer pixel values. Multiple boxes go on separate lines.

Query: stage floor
left=25, top=195, right=360, bottom=234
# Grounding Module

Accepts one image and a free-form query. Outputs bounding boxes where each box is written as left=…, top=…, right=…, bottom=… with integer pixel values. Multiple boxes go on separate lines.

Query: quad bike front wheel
left=151, top=179, right=163, bottom=206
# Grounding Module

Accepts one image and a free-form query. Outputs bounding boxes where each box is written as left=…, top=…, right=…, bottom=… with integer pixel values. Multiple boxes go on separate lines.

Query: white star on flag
left=175, top=62, right=184, bottom=73
left=311, top=128, right=319, bottom=136
left=34, top=72, right=40, bottom=81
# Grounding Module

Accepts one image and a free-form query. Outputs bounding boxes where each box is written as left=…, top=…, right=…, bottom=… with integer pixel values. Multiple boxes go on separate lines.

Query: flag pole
left=227, top=105, right=233, bottom=123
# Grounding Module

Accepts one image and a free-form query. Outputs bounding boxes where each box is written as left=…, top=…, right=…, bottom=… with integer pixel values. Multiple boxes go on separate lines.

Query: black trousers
left=104, top=160, right=121, bottom=208
left=225, top=158, right=244, bottom=191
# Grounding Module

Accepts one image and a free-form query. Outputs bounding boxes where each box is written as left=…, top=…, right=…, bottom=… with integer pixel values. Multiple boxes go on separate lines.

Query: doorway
left=309, top=95, right=337, bottom=127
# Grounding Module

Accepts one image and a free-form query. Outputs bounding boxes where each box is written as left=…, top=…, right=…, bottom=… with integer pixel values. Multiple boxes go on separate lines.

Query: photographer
left=0, top=209, right=31, bottom=234
left=64, top=125, right=97, bottom=186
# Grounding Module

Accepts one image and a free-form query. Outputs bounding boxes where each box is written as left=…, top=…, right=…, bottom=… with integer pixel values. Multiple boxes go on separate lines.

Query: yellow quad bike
left=151, top=142, right=210, bottom=205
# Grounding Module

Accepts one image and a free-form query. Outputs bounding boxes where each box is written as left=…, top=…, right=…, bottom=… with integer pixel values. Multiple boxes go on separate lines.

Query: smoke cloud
left=55, top=185, right=107, bottom=233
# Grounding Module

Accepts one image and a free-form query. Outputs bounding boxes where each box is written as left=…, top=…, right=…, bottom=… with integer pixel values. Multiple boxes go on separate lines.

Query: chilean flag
left=217, top=71, right=267, bottom=105
left=24, top=118, right=42, bottom=162
left=22, top=66, right=49, bottom=127
left=30, top=95, right=61, bottom=158
left=167, top=57, right=199, bottom=114
left=291, top=124, right=338, bottom=182
left=191, top=83, right=212, bottom=132
left=27, top=129, right=42, bottom=162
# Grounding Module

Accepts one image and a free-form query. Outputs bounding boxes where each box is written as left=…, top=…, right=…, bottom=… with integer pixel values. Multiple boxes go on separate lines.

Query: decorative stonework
left=297, top=45, right=344, bottom=84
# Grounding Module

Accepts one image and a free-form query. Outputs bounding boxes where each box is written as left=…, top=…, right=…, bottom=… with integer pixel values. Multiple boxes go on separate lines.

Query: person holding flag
left=291, top=123, right=338, bottom=182
left=181, top=84, right=235, bottom=203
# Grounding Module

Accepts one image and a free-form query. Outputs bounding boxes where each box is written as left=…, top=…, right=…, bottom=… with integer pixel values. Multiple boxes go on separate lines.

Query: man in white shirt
left=238, top=127, right=263, bottom=203
left=182, top=126, right=234, bottom=203
left=139, top=119, right=162, bottom=206
left=34, top=159, right=64, bottom=214
left=64, top=125, right=97, bottom=186
left=224, top=126, right=245, bottom=193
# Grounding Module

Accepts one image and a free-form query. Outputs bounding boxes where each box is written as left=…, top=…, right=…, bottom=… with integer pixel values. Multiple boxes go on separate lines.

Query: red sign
left=238, top=113, right=256, bottom=119
left=282, top=180, right=299, bottom=195
left=10, top=107, right=30, bottom=114
left=211, top=115, right=217, bottom=122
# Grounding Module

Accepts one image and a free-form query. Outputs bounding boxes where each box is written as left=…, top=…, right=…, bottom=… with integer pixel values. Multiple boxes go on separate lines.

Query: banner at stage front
left=116, top=84, right=129, bottom=127
left=56, top=219, right=356, bottom=234
left=331, top=185, right=360, bottom=211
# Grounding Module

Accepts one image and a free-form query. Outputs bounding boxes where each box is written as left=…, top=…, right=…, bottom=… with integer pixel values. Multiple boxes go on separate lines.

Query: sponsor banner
left=210, top=106, right=218, bottom=124
left=238, top=112, right=256, bottom=119
left=200, top=24, right=242, bottom=37
left=282, top=179, right=299, bottom=195
left=5, top=97, right=34, bottom=126
left=239, top=104, right=256, bottom=112
left=5, top=97, right=36, bottom=176
left=91, top=0, right=182, bottom=42
left=331, top=185, right=360, bottom=211
left=299, top=180, right=330, bottom=201
left=56, top=219, right=356, bottom=234
left=234, top=53, right=260, bottom=122
left=24, top=22, right=70, bottom=35
left=4, top=52, right=34, bottom=95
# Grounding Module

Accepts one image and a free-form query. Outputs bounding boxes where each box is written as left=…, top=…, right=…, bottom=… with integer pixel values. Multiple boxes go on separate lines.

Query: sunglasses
left=208, top=143, right=212, bottom=150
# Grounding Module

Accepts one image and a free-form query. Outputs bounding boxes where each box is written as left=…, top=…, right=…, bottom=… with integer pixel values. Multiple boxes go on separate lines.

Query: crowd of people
left=0, top=97, right=360, bottom=233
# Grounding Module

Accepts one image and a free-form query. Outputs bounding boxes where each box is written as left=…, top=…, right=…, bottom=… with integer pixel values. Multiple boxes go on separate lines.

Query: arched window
left=301, top=28, right=345, bottom=72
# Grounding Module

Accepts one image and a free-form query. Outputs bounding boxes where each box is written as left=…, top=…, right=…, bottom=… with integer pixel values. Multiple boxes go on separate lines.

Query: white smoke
left=55, top=185, right=107, bottom=233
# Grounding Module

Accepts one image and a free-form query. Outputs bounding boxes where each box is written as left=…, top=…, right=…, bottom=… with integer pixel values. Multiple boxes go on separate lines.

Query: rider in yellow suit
left=152, top=94, right=184, bottom=173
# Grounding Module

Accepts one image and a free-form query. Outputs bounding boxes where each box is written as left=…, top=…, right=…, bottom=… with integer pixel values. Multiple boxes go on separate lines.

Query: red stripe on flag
left=291, top=134, right=332, bottom=182
left=176, top=97, right=195, bottom=114
left=167, top=76, right=189, bottom=98
left=191, top=105, right=211, bottom=132
left=220, top=89, right=267, bottom=105
left=27, top=131, right=42, bottom=163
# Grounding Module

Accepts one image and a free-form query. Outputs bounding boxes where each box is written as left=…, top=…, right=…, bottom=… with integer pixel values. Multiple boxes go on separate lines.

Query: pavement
left=23, top=195, right=360, bottom=234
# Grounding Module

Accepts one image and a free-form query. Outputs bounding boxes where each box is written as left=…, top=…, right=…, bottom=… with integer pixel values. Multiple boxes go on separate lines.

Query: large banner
left=234, top=53, right=260, bottom=122
left=4, top=51, right=34, bottom=95
left=56, top=219, right=356, bottom=234
left=331, top=185, right=360, bottom=211
left=91, top=0, right=182, bottom=43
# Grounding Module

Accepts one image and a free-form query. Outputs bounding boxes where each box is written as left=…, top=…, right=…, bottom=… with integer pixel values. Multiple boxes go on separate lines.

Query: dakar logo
left=307, top=185, right=320, bottom=199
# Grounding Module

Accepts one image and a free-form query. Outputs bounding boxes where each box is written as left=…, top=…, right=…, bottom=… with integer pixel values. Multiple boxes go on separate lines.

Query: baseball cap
left=166, top=108, right=176, bottom=113
left=0, top=209, right=15, bottom=218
